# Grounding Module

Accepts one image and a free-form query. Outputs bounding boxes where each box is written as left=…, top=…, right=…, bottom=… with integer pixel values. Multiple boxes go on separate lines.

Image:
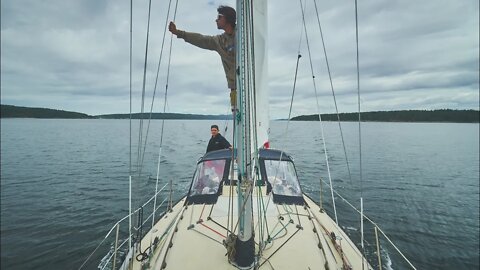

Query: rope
left=278, top=0, right=304, bottom=141
left=128, top=0, right=133, bottom=252
left=312, top=0, right=353, bottom=184
left=227, top=155, right=234, bottom=236
left=135, top=0, right=153, bottom=182
left=228, top=55, right=238, bottom=235
left=142, top=0, right=179, bottom=253
left=294, top=205, right=302, bottom=228
left=354, top=0, right=363, bottom=208
left=246, top=7, right=264, bottom=260
left=199, top=203, right=206, bottom=221
left=192, top=228, right=224, bottom=245
left=233, top=181, right=254, bottom=233
left=199, top=222, right=227, bottom=239
left=258, top=227, right=301, bottom=268
left=207, top=217, right=231, bottom=233
left=353, top=0, right=366, bottom=268
left=288, top=53, right=301, bottom=126
left=247, top=0, right=260, bottom=160
left=136, top=0, right=180, bottom=186
left=264, top=1, right=305, bottom=218
left=224, top=233, right=237, bottom=262
left=269, top=219, right=289, bottom=240
left=309, top=210, right=352, bottom=269
left=256, top=186, right=263, bottom=252
left=208, top=201, right=215, bottom=217
left=298, top=0, right=339, bottom=224
left=139, top=0, right=174, bottom=169
left=223, top=105, right=229, bottom=135
left=306, top=208, right=330, bottom=269
left=135, top=206, right=144, bottom=257
left=259, top=187, right=271, bottom=238
left=315, top=177, right=417, bottom=269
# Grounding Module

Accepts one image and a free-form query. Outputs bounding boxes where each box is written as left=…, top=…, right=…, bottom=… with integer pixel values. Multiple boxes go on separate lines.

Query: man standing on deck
left=168, top=5, right=237, bottom=111
left=206, top=125, right=231, bottom=153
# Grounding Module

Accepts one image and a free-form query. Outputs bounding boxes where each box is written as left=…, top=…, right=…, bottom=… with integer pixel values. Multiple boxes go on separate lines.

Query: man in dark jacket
left=206, top=125, right=231, bottom=153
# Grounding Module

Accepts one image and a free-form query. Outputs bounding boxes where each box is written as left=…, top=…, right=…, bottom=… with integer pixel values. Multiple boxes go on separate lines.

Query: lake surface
left=1, top=119, right=479, bottom=269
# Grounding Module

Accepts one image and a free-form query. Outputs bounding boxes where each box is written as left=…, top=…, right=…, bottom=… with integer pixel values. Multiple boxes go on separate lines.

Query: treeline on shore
left=291, top=109, right=479, bottom=123
left=0, top=105, right=231, bottom=120
left=0, top=104, right=94, bottom=119
left=98, top=112, right=232, bottom=120
left=1, top=105, right=478, bottom=122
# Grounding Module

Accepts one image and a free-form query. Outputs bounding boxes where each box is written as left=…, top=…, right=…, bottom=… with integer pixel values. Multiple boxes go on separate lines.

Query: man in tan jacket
left=169, top=6, right=237, bottom=111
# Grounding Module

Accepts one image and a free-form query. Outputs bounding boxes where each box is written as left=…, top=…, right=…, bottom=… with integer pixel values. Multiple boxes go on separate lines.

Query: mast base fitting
left=232, top=237, right=255, bottom=269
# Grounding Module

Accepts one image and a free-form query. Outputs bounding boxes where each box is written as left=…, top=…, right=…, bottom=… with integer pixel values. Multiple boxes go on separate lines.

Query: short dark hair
left=211, top=125, right=219, bottom=130
left=218, top=5, right=236, bottom=28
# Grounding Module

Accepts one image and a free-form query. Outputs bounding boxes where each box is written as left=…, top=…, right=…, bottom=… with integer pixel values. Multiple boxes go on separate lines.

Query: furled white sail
left=253, top=0, right=270, bottom=150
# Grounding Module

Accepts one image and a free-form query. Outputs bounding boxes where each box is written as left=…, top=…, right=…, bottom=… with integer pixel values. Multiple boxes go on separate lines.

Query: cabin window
left=190, top=159, right=226, bottom=196
left=264, top=160, right=301, bottom=197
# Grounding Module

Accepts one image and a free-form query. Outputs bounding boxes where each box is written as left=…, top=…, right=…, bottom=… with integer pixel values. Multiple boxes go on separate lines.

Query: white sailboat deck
left=127, top=186, right=371, bottom=269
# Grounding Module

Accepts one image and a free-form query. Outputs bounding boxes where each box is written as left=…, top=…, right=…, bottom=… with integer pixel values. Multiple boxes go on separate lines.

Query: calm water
left=1, top=119, right=479, bottom=269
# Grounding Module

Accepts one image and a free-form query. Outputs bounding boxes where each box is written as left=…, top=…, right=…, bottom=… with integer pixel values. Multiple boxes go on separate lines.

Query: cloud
left=1, top=0, right=478, bottom=118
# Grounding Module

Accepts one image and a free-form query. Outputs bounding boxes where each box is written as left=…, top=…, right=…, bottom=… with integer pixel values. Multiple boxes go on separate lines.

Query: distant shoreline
left=1, top=104, right=478, bottom=123
left=290, top=109, right=479, bottom=123
left=0, top=104, right=232, bottom=120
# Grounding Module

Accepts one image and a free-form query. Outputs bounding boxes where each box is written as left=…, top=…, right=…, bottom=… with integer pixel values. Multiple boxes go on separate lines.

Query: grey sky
left=1, top=0, right=478, bottom=119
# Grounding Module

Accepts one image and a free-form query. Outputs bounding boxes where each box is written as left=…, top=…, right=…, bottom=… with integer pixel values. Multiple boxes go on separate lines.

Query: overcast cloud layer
left=1, top=0, right=478, bottom=118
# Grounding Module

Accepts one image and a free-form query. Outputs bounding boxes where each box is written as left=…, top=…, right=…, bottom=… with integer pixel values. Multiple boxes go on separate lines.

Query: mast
left=233, top=0, right=255, bottom=267
left=233, top=0, right=268, bottom=267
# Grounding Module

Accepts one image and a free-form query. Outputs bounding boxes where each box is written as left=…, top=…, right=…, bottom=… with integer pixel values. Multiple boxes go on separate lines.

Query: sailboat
left=80, top=1, right=416, bottom=270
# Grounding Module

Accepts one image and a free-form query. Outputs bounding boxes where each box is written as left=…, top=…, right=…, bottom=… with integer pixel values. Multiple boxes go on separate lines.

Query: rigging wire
left=259, top=0, right=306, bottom=233
left=223, top=105, right=230, bottom=135
left=262, top=0, right=305, bottom=217
left=298, top=0, right=339, bottom=224
left=312, top=0, right=353, bottom=184
left=136, top=0, right=153, bottom=181
left=283, top=0, right=304, bottom=134
left=355, top=1, right=363, bottom=201
left=150, top=0, right=179, bottom=248
left=139, top=0, right=177, bottom=169
left=354, top=0, right=366, bottom=269
left=128, top=0, right=133, bottom=251
left=245, top=1, right=269, bottom=260
left=246, top=1, right=258, bottom=237
left=129, top=0, right=180, bottom=252
left=132, top=0, right=154, bottom=252
left=247, top=0, right=259, bottom=154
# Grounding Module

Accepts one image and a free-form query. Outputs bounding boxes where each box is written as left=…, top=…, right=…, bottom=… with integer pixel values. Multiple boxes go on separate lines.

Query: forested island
left=98, top=112, right=232, bottom=120
left=0, top=105, right=231, bottom=120
left=0, top=104, right=93, bottom=119
left=1, top=105, right=478, bottom=122
left=290, top=110, right=479, bottom=123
